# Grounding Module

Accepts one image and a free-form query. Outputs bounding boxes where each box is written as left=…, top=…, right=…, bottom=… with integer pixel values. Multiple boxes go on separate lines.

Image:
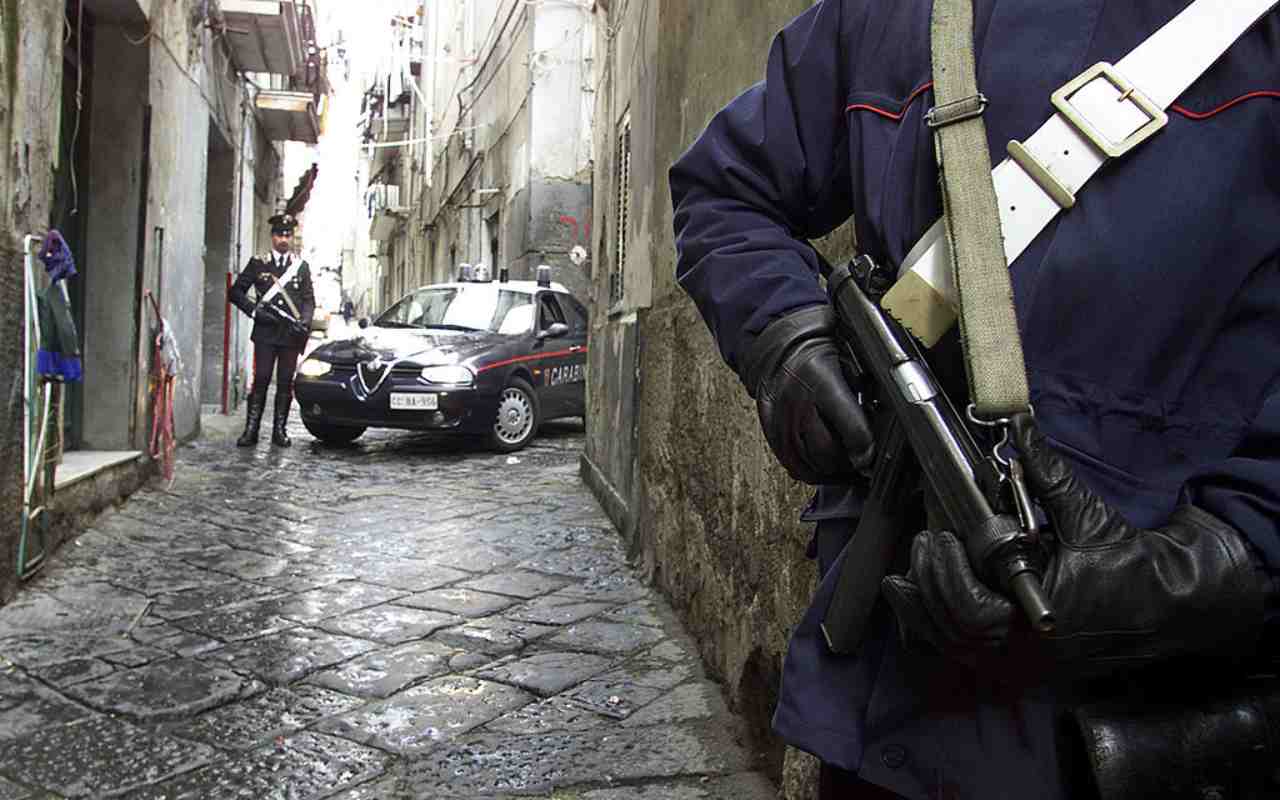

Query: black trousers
left=249, top=342, right=301, bottom=410
left=820, top=765, right=908, bottom=799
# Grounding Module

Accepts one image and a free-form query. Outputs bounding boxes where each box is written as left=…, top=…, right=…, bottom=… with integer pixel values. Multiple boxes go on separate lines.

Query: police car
left=294, top=265, right=588, bottom=452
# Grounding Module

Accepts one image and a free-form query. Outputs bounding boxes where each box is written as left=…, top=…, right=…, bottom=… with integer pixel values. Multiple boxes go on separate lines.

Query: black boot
left=272, top=394, right=292, bottom=447
left=236, top=397, right=265, bottom=447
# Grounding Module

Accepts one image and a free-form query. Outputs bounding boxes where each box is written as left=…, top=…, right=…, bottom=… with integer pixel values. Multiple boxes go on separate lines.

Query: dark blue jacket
left=671, top=1, right=1280, bottom=797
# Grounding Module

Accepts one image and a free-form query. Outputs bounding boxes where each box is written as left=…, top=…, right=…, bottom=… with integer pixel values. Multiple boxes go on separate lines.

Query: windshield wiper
left=376, top=321, right=416, bottom=329
left=421, top=324, right=482, bottom=332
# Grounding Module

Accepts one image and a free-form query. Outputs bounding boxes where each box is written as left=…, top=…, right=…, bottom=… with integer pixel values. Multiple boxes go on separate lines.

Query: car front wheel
left=488, top=378, right=539, bottom=452
left=303, top=419, right=366, bottom=445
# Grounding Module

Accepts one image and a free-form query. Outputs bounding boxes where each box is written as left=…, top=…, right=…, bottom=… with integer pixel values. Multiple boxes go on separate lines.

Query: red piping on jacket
left=476, top=347, right=586, bottom=373
left=847, top=83, right=1279, bottom=122
left=846, top=82, right=934, bottom=120
left=1170, top=91, right=1280, bottom=119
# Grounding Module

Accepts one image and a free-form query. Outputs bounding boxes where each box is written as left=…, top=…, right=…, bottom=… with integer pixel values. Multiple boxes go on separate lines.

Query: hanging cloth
left=36, top=230, right=83, bottom=383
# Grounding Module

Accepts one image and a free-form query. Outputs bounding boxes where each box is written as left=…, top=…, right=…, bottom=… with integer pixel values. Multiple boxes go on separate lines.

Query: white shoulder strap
left=259, top=260, right=302, bottom=307
left=883, top=0, right=1278, bottom=347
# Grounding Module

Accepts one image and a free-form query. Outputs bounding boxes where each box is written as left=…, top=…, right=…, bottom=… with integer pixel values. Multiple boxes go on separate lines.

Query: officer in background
left=229, top=213, right=314, bottom=448
left=670, top=2, right=1278, bottom=799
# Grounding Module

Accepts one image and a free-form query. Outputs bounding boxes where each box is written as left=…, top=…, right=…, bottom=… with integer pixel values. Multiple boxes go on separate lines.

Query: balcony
left=367, top=184, right=408, bottom=241
left=255, top=90, right=321, bottom=144
left=220, top=0, right=305, bottom=76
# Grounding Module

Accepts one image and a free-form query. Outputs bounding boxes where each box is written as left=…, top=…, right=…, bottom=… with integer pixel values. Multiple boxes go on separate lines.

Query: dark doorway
left=51, top=0, right=95, bottom=450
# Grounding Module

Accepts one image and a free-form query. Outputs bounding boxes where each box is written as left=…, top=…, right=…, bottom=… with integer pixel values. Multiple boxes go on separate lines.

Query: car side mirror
left=358, top=317, right=370, bottom=329
left=537, top=322, right=570, bottom=340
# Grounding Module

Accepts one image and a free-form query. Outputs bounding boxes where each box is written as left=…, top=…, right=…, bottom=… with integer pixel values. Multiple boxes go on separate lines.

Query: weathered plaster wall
left=1, top=0, right=65, bottom=604
left=411, top=0, right=592, bottom=299
left=580, top=0, right=657, bottom=554
left=613, top=2, right=858, bottom=797
left=138, top=22, right=211, bottom=445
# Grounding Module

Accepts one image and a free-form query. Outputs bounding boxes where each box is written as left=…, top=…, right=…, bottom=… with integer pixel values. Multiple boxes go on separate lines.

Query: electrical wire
left=68, top=0, right=84, bottom=216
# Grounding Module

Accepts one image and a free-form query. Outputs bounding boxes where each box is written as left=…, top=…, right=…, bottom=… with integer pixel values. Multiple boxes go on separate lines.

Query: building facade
left=350, top=0, right=596, bottom=316
left=3, top=0, right=326, bottom=604
left=580, top=1, right=858, bottom=795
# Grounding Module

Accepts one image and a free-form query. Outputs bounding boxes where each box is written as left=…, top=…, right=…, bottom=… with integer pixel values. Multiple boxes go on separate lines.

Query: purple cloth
left=39, top=230, right=77, bottom=282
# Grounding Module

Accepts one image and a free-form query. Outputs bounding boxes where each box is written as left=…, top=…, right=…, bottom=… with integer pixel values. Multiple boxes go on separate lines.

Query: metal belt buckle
left=1051, top=62, right=1167, bottom=158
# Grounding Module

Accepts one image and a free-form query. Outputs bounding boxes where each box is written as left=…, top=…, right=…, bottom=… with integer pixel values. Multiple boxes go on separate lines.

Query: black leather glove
left=882, top=415, right=1267, bottom=674
left=739, top=305, right=874, bottom=484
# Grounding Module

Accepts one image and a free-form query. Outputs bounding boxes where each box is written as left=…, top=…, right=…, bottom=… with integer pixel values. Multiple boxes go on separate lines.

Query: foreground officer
left=229, top=213, right=314, bottom=447
left=671, top=2, right=1279, bottom=798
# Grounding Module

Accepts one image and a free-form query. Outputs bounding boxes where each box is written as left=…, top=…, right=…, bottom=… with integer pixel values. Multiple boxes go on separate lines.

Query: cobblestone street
left=0, top=403, right=776, bottom=799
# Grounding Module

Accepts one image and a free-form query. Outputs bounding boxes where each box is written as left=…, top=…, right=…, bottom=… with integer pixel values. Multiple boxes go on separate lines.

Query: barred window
left=610, top=113, right=632, bottom=307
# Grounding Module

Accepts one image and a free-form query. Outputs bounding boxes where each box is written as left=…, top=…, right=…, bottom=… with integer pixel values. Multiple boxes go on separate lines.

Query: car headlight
left=420, top=365, right=474, bottom=386
left=298, top=358, right=333, bottom=378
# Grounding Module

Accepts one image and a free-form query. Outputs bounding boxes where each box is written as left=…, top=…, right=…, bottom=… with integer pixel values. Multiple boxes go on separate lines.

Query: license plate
left=390, top=393, right=438, bottom=410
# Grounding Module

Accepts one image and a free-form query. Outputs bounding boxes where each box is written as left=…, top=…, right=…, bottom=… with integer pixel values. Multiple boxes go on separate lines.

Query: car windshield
left=376, top=286, right=535, bottom=334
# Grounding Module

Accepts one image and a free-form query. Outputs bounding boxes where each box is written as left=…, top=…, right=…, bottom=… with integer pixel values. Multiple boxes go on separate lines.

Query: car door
left=533, top=292, right=580, bottom=418
left=558, top=294, right=589, bottom=416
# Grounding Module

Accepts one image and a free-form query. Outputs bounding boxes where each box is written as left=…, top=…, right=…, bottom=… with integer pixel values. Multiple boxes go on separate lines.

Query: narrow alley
left=0, top=402, right=776, bottom=799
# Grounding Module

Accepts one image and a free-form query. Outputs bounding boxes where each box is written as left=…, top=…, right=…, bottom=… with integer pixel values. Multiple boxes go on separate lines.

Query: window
left=561, top=295, right=589, bottom=335
left=610, top=112, right=631, bottom=307
left=539, top=294, right=567, bottom=331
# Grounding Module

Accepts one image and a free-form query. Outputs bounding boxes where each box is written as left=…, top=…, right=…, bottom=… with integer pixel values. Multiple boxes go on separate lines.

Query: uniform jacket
left=229, top=253, right=315, bottom=349
left=670, top=1, right=1280, bottom=798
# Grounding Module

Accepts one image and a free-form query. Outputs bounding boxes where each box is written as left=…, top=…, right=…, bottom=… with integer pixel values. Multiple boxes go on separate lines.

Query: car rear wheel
left=488, top=378, right=539, bottom=452
left=303, top=419, right=366, bottom=445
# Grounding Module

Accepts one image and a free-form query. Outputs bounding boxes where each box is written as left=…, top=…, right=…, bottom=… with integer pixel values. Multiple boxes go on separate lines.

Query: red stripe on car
left=476, top=348, right=585, bottom=373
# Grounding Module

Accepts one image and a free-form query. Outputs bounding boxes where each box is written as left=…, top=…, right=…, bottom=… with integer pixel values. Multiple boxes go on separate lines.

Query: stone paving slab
left=163, top=685, right=365, bottom=752
left=328, top=724, right=756, bottom=798
left=315, top=675, right=533, bottom=754
left=304, top=639, right=458, bottom=698
left=434, top=617, right=560, bottom=656
left=274, top=581, right=409, bottom=624
left=314, top=604, right=460, bottom=645
left=475, top=651, right=615, bottom=697
left=168, top=596, right=300, bottom=642
left=150, top=581, right=282, bottom=621
left=0, top=670, right=94, bottom=742
left=201, top=627, right=380, bottom=686
left=393, top=586, right=519, bottom=617
left=122, top=731, right=390, bottom=800
left=542, top=620, right=668, bottom=655
left=0, top=715, right=215, bottom=797
left=0, top=776, right=34, bottom=800
left=504, top=594, right=612, bottom=626
left=0, top=414, right=776, bottom=798
left=64, top=658, right=261, bottom=722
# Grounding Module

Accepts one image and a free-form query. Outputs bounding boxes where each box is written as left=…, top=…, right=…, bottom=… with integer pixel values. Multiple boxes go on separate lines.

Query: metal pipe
left=222, top=272, right=231, bottom=414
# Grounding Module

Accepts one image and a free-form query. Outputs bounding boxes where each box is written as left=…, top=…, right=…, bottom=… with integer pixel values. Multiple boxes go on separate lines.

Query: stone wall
left=0, top=0, right=67, bottom=605
left=586, top=2, right=859, bottom=797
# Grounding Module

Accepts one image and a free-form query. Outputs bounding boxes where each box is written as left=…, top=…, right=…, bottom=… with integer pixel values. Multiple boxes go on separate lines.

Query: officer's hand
left=882, top=417, right=1266, bottom=674
left=742, top=306, right=874, bottom=485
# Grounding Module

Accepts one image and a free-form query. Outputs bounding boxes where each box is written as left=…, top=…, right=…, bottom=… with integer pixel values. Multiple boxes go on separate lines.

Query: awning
left=220, top=0, right=304, bottom=76
left=255, top=90, right=320, bottom=143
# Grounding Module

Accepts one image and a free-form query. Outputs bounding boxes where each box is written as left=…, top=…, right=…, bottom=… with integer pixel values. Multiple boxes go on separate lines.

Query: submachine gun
left=820, top=254, right=1054, bottom=654
left=254, top=300, right=309, bottom=338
